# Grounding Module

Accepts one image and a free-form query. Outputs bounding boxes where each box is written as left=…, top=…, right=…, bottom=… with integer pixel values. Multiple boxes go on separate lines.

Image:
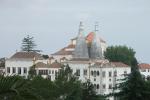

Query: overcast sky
left=0, top=0, right=150, bottom=63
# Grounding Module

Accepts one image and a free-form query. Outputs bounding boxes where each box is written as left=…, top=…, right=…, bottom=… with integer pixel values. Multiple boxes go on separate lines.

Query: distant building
left=51, top=25, right=107, bottom=62
left=139, top=63, right=150, bottom=80
left=5, top=22, right=131, bottom=100
left=62, top=22, right=131, bottom=100
left=5, top=52, right=45, bottom=78
left=34, top=61, right=61, bottom=81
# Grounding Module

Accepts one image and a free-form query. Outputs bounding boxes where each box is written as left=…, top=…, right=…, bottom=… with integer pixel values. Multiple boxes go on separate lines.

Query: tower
left=90, top=22, right=103, bottom=59
left=73, top=22, right=89, bottom=59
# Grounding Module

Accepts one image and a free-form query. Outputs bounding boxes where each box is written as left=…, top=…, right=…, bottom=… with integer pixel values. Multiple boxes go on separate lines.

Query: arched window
left=91, top=71, right=93, bottom=76
left=97, top=84, right=99, bottom=89
left=94, top=71, right=96, bottom=77
left=97, top=71, right=100, bottom=76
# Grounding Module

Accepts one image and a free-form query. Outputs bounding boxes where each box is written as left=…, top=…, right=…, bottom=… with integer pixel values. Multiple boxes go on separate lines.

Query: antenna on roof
left=78, top=21, right=84, bottom=36
left=94, top=22, right=99, bottom=33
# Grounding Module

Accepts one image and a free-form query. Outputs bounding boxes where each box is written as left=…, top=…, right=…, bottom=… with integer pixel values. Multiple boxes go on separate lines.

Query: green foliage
left=0, top=75, right=38, bottom=100
left=42, top=55, right=49, bottom=59
left=113, top=62, right=150, bottom=100
left=28, top=65, right=37, bottom=79
left=81, top=80, right=105, bottom=100
left=104, top=45, right=136, bottom=66
left=21, top=35, right=40, bottom=52
left=0, top=65, right=105, bottom=100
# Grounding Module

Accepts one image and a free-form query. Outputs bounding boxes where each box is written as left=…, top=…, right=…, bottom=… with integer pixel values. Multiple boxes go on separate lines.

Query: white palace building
left=5, top=22, right=132, bottom=100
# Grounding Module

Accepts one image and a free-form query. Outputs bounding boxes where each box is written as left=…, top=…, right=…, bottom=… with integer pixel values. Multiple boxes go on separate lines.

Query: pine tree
left=113, top=58, right=150, bottom=100
left=21, top=35, right=39, bottom=52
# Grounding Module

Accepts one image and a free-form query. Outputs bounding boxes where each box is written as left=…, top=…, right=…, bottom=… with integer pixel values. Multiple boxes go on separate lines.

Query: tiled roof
left=35, top=62, right=49, bottom=68
left=111, top=62, right=130, bottom=67
left=35, top=62, right=61, bottom=68
left=86, top=32, right=106, bottom=43
left=50, top=62, right=61, bottom=68
left=66, top=44, right=75, bottom=48
left=10, top=52, right=43, bottom=59
left=52, top=48, right=73, bottom=55
left=139, top=63, right=150, bottom=69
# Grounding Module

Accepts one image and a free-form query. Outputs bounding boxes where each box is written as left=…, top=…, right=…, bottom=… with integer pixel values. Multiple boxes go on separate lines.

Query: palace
left=5, top=22, right=133, bottom=100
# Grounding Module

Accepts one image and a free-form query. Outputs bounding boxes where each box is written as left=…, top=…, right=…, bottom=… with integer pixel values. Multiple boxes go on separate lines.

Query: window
left=52, top=70, right=54, bottom=74
left=141, top=69, right=146, bottom=72
left=91, top=71, right=94, bottom=76
left=97, top=84, right=99, bottom=89
left=94, top=84, right=96, bottom=89
left=124, top=71, right=127, bottom=74
left=84, top=69, right=87, bottom=76
left=7, top=67, right=10, bottom=73
left=76, top=69, right=80, bottom=76
left=49, top=70, right=51, bottom=74
left=102, top=84, right=106, bottom=89
left=94, top=71, right=96, bottom=77
left=39, top=70, right=48, bottom=75
left=109, top=84, right=112, bottom=89
left=97, top=71, right=100, bottom=76
left=18, top=67, right=21, bottom=74
left=12, top=67, right=16, bottom=73
left=109, top=71, right=112, bottom=77
left=114, top=70, right=117, bottom=77
left=94, top=78, right=96, bottom=81
left=102, top=71, right=105, bottom=77
left=24, top=67, right=27, bottom=74
left=55, top=70, right=57, bottom=75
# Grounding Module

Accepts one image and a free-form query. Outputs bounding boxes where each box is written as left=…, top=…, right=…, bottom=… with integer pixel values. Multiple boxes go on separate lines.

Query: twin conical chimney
left=90, top=22, right=103, bottom=59
left=73, top=22, right=89, bottom=59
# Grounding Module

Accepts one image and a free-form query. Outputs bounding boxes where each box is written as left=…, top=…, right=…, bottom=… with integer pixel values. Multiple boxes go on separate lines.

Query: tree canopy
left=21, top=35, right=40, bottom=52
left=104, top=45, right=136, bottom=66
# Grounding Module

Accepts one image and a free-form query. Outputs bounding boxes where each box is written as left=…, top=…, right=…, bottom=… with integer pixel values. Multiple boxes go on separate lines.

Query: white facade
left=5, top=59, right=34, bottom=78
left=139, top=63, right=150, bottom=79
left=64, top=60, right=131, bottom=100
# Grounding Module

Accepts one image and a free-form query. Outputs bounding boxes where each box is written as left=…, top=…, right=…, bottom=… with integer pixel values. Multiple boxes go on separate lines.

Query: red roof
left=86, top=32, right=106, bottom=43
left=111, top=62, right=130, bottom=67
left=139, top=63, right=150, bottom=69
left=10, top=52, right=42, bottom=59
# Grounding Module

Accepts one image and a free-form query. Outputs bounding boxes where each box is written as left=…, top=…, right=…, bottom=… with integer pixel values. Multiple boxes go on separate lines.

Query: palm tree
left=0, top=75, right=38, bottom=100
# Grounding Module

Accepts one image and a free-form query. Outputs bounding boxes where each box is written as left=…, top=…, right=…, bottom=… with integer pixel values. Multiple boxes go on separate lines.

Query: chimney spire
left=94, top=22, right=99, bottom=33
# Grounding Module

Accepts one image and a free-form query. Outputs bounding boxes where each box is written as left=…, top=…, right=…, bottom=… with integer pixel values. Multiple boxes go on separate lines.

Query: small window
left=12, top=67, right=16, bottom=73
left=102, top=84, right=106, bottom=89
left=18, top=67, right=21, bottom=75
left=97, top=84, right=99, bottom=89
left=141, top=69, right=146, bottom=72
left=91, top=71, right=94, bottom=76
left=109, top=71, right=112, bottom=77
left=49, top=70, right=51, bottom=74
left=76, top=69, right=80, bottom=76
left=7, top=67, right=10, bottom=73
left=52, top=70, right=54, bottom=74
left=24, top=67, right=27, bottom=74
left=124, top=71, right=127, bottom=74
left=84, top=69, right=87, bottom=76
left=102, top=71, right=105, bottom=77
left=94, top=71, right=96, bottom=77
left=109, top=84, right=112, bottom=89
left=94, top=78, right=96, bottom=81
left=114, top=70, right=117, bottom=77
left=97, top=71, right=100, bottom=76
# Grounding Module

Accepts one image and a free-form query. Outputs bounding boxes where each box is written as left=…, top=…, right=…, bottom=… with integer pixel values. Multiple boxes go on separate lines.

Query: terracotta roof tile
left=86, top=32, right=106, bottom=43
left=139, top=63, right=150, bottom=69
left=111, top=62, right=130, bottom=67
left=35, top=62, right=49, bottom=68
left=50, top=62, right=61, bottom=68
left=10, top=52, right=43, bottom=59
